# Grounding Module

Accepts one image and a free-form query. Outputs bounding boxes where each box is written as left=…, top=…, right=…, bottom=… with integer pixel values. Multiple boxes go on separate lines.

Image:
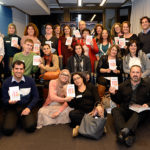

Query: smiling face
left=129, top=42, right=137, bottom=56
left=8, top=25, right=16, bottom=35
left=82, top=30, right=90, bottom=39
left=59, top=70, right=70, bottom=84
left=79, top=21, right=86, bottom=32
left=110, top=46, right=118, bottom=57
left=64, top=26, right=71, bottom=35
left=114, top=24, right=121, bottom=34
left=27, top=26, right=35, bottom=36
left=96, top=26, right=103, bottom=35
left=141, top=18, right=150, bottom=31
left=12, top=64, right=25, bottom=79
left=23, top=41, right=33, bottom=54
left=122, top=23, right=129, bottom=34
left=73, top=74, right=83, bottom=87
left=102, top=30, right=108, bottom=40
left=75, top=45, right=83, bottom=56
left=45, top=25, right=53, bottom=35
left=43, top=45, right=51, bottom=55
left=130, top=66, right=142, bottom=83
left=55, top=26, right=61, bottom=34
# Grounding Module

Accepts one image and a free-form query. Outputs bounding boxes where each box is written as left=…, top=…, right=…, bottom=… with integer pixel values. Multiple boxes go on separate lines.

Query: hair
left=94, top=24, right=103, bottom=37
left=12, top=60, right=25, bottom=69
left=73, top=43, right=84, bottom=56
left=53, top=24, right=62, bottom=37
left=140, top=16, right=150, bottom=24
left=8, top=23, right=17, bottom=34
left=62, top=25, right=72, bottom=36
left=130, top=65, right=142, bottom=73
left=71, top=72, right=87, bottom=86
left=99, top=29, right=111, bottom=44
left=45, top=23, right=53, bottom=29
left=24, top=38, right=34, bottom=44
left=127, top=40, right=140, bottom=57
left=59, top=69, right=71, bottom=83
left=107, top=45, right=119, bottom=57
left=122, top=21, right=131, bottom=32
left=24, top=23, right=39, bottom=37
left=43, top=44, right=51, bottom=49
left=81, top=28, right=91, bottom=35
left=79, top=20, right=86, bottom=26
left=111, top=23, right=122, bottom=38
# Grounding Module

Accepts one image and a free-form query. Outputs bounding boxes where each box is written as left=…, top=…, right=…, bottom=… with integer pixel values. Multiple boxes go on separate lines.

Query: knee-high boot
left=98, top=84, right=106, bottom=98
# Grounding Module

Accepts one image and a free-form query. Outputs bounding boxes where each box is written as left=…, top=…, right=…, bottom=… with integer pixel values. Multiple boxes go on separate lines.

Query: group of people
left=0, top=16, right=150, bottom=147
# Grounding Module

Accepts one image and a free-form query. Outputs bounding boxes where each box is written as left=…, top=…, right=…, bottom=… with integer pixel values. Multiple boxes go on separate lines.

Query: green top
left=12, top=52, right=38, bottom=76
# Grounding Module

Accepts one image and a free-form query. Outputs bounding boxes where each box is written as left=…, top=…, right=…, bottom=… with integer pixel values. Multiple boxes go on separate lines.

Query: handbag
left=101, top=92, right=111, bottom=109
left=78, top=114, right=106, bottom=140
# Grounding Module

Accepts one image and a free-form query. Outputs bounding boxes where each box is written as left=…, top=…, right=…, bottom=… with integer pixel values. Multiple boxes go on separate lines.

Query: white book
left=9, top=86, right=20, bottom=101
left=11, top=37, right=18, bottom=47
left=129, top=104, right=150, bottom=113
left=33, top=43, right=40, bottom=53
left=86, top=35, right=93, bottom=45
left=45, top=41, right=52, bottom=48
left=110, top=77, right=118, bottom=90
left=33, top=55, right=41, bottom=66
left=109, top=59, right=116, bottom=70
left=114, top=37, right=119, bottom=45
left=74, top=30, right=81, bottom=38
left=65, top=37, right=73, bottom=45
left=67, top=84, right=75, bottom=97
left=119, top=38, right=126, bottom=48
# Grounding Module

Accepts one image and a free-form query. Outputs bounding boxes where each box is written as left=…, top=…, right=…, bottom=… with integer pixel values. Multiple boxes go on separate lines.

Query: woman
left=97, top=29, right=113, bottom=61
left=68, top=72, right=100, bottom=130
left=0, top=34, right=4, bottom=83
left=39, top=44, right=59, bottom=74
left=120, top=21, right=138, bottom=56
left=94, top=24, right=103, bottom=43
left=21, top=23, right=41, bottom=54
left=40, top=23, right=58, bottom=55
left=53, top=24, right=62, bottom=39
left=67, top=43, right=91, bottom=81
left=123, top=40, right=150, bottom=78
left=77, top=28, right=99, bottom=72
left=97, top=45, right=123, bottom=98
left=4, top=23, right=21, bottom=78
left=37, top=69, right=73, bottom=129
left=58, top=25, right=75, bottom=67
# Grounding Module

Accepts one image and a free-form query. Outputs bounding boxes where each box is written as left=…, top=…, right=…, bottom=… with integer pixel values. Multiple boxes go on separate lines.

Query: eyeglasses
left=60, top=73, right=69, bottom=77
left=73, top=76, right=81, bottom=81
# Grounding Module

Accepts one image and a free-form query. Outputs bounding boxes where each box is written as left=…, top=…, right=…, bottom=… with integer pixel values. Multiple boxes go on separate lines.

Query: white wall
left=12, top=7, right=29, bottom=37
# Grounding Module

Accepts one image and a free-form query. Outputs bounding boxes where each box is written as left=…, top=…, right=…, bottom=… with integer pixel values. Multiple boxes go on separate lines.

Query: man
left=138, top=16, right=150, bottom=58
left=2, top=60, right=39, bottom=135
left=109, top=65, right=150, bottom=147
left=79, top=20, right=86, bottom=34
left=13, top=38, right=38, bottom=76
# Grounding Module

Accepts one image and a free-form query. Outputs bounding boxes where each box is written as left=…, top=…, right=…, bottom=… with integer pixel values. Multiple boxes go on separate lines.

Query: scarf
left=74, top=54, right=84, bottom=72
left=44, top=53, right=53, bottom=66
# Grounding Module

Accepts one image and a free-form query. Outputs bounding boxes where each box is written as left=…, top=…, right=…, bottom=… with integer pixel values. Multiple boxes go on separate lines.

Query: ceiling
left=0, top=0, right=131, bottom=15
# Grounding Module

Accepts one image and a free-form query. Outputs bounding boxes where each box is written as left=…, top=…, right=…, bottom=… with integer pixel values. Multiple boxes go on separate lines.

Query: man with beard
left=109, top=65, right=150, bottom=147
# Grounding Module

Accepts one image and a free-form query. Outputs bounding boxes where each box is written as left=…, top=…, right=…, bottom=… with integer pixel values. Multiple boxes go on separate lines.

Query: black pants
left=2, top=105, right=37, bottom=136
left=69, top=109, right=85, bottom=128
left=112, top=107, right=147, bottom=135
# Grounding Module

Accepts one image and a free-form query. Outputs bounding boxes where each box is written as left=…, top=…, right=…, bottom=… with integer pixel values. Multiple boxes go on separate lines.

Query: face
left=46, top=25, right=53, bottom=34
left=73, top=74, right=83, bottom=87
left=102, top=30, right=108, bottom=39
left=129, top=42, right=137, bottom=56
left=55, top=26, right=61, bottom=34
left=59, top=70, right=70, bottom=84
left=79, top=21, right=86, bottom=31
left=96, top=26, right=103, bottom=34
left=64, top=26, right=70, bottom=35
left=82, top=31, right=90, bottom=39
left=141, top=18, right=150, bottom=30
left=114, top=24, right=121, bottom=34
left=8, top=25, right=15, bottom=35
left=130, top=66, right=142, bottom=83
left=43, top=45, right=51, bottom=55
left=27, top=26, right=35, bottom=36
left=75, top=45, right=82, bottom=56
left=110, top=46, right=117, bottom=57
left=23, top=42, right=33, bottom=54
left=122, top=23, right=129, bottom=34
left=12, top=64, right=25, bottom=79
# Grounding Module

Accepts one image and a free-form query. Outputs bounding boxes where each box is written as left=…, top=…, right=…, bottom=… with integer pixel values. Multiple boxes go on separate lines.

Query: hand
left=109, top=86, right=116, bottom=94
left=13, top=44, right=20, bottom=49
left=90, top=41, right=94, bottom=47
left=9, top=100, right=18, bottom=104
left=51, top=111, right=60, bottom=119
left=142, top=104, right=149, bottom=108
left=96, top=105, right=104, bottom=118
left=68, top=45, right=72, bottom=49
left=38, top=64, right=44, bottom=68
left=21, top=108, right=31, bottom=116
left=106, top=69, right=111, bottom=73
left=65, top=97, right=73, bottom=102
left=96, top=56, right=100, bottom=61
left=113, top=69, right=119, bottom=74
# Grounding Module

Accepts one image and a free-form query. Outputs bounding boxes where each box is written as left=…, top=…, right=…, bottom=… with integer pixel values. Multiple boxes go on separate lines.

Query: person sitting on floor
left=37, top=69, right=73, bottom=129
left=110, top=65, right=150, bottom=147
left=2, top=60, right=39, bottom=136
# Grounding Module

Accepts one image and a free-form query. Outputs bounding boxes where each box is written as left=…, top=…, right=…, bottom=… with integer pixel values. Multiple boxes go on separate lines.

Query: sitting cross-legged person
left=37, top=69, right=73, bottom=129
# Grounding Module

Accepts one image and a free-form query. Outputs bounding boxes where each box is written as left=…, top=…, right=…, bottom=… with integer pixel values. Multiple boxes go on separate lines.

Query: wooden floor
left=0, top=114, right=150, bottom=150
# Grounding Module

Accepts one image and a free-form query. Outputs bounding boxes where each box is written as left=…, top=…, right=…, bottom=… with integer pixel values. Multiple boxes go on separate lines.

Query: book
left=66, top=84, right=75, bottom=97
left=129, top=104, right=150, bottom=113
left=65, top=37, right=73, bottom=45
left=119, top=38, right=126, bottom=48
left=74, top=30, right=81, bottom=38
left=110, top=77, right=118, bottom=90
left=86, top=35, right=93, bottom=45
left=33, top=55, right=41, bottom=66
left=33, top=43, right=40, bottom=53
left=114, top=37, right=119, bottom=45
left=9, top=86, right=20, bottom=101
left=11, top=37, right=18, bottom=47
left=108, top=59, right=116, bottom=70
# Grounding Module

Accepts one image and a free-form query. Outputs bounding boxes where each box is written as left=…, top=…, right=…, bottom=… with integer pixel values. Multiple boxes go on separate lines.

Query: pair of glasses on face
left=73, top=76, right=81, bottom=82
left=60, top=73, right=69, bottom=77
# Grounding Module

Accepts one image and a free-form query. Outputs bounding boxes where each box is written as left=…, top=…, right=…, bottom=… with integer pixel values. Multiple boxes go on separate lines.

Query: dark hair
left=62, top=25, right=72, bottom=36
left=43, top=44, right=51, bottom=49
left=127, top=40, right=140, bottom=57
left=140, top=16, right=150, bottom=24
left=99, top=29, right=111, bottom=44
left=73, top=43, right=84, bottom=56
left=71, top=72, right=87, bottom=85
left=122, top=21, right=131, bottom=32
left=130, top=65, right=142, bottom=72
left=12, top=60, right=25, bottom=69
left=45, top=23, right=53, bottom=29
left=94, top=24, right=103, bottom=36
left=82, top=28, right=91, bottom=35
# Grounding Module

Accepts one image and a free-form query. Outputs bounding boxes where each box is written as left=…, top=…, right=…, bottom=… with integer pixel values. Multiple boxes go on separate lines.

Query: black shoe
left=125, top=135, right=135, bottom=147
left=117, top=132, right=124, bottom=144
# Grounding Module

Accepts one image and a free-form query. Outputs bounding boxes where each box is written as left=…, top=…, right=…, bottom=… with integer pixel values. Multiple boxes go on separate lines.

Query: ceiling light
left=0, top=1, right=4, bottom=5
left=99, top=0, right=107, bottom=6
left=78, top=0, right=83, bottom=7
left=90, top=14, right=96, bottom=22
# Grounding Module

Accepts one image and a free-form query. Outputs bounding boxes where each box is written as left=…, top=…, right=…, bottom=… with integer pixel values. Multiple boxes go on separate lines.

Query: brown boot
left=98, top=84, right=106, bottom=98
